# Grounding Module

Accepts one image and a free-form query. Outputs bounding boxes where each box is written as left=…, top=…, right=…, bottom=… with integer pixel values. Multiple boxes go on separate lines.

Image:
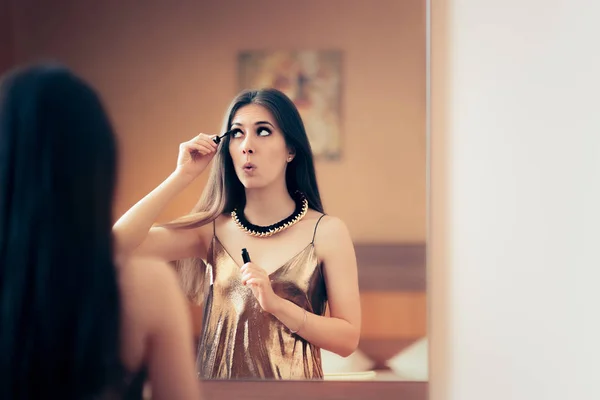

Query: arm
left=241, top=217, right=361, bottom=357
left=144, top=262, right=202, bottom=400
left=112, top=134, right=217, bottom=262
left=113, top=171, right=202, bottom=262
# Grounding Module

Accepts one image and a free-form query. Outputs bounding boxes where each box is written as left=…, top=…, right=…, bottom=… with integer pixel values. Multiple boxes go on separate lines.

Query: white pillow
left=321, top=348, right=375, bottom=374
left=385, top=337, right=429, bottom=381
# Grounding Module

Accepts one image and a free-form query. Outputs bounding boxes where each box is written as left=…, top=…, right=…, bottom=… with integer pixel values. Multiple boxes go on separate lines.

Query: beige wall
left=9, top=0, right=426, bottom=243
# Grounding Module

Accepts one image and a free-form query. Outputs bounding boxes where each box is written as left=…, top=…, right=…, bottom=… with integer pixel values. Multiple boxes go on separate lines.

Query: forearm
left=269, top=297, right=360, bottom=357
left=113, top=171, right=193, bottom=257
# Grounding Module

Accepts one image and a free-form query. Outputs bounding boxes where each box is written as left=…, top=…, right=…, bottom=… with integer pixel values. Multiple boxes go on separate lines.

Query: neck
left=243, top=183, right=296, bottom=226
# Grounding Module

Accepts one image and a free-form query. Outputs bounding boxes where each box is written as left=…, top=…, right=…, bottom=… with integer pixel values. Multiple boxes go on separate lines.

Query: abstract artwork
left=238, top=50, right=342, bottom=160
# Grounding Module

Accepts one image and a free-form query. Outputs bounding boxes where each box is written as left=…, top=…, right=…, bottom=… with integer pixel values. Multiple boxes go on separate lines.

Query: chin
left=236, top=170, right=277, bottom=190
left=238, top=177, right=266, bottom=189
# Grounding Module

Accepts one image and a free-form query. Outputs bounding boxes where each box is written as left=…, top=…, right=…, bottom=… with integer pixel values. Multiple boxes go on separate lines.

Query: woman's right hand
left=175, top=133, right=218, bottom=181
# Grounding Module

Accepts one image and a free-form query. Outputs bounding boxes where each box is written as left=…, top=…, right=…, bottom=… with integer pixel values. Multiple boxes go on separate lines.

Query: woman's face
left=228, top=104, right=294, bottom=189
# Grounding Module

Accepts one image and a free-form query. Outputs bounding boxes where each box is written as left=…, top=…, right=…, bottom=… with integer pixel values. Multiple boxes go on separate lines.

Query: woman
left=114, top=88, right=361, bottom=380
left=0, top=64, right=201, bottom=399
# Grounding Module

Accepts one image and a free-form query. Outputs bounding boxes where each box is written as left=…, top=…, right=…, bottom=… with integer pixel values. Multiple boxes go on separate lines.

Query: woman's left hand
left=240, top=262, right=280, bottom=313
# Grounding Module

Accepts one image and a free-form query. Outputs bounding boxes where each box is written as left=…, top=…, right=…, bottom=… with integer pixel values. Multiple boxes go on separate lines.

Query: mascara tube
left=241, top=248, right=251, bottom=264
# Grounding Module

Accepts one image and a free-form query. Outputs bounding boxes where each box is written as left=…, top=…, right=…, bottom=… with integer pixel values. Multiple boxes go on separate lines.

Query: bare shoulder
left=313, top=214, right=355, bottom=262
left=117, top=257, right=199, bottom=398
left=120, top=256, right=179, bottom=291
left=214, top=213, right=231, bottom=230
left=118, top=257, right=183, bottom=321
left=117, top=257, right=185, bottom=370
left=194, top=215, right=234, bottom=257
left=314, top=214, right=351, bottom=238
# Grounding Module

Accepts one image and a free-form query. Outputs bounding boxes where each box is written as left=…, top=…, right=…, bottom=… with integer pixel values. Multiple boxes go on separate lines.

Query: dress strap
left=311, top=214, right=326, bottom=244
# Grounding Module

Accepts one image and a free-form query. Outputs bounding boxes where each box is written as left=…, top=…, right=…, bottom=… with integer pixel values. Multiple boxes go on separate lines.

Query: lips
left=242, top=162, right=256, bottom=171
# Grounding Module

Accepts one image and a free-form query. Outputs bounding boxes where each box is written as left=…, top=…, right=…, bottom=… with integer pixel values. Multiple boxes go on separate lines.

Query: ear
left=287, top=148, right=296, bottom=162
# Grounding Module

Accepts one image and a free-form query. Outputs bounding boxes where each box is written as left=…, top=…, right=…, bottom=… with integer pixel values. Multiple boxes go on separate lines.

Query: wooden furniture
left=201, top=380, right=428, bottom=400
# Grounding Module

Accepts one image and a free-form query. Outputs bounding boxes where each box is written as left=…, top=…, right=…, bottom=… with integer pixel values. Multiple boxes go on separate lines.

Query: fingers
left=242, top=274, right=267, bottom=287
left=194, top=133, right=218, bottom=150
left=180, top=133, right=218, bottom=155
left=241, top=273, right=252, bottom=286
left=180, top=134, right=217, bottom=154
left=240, top=262, right=266, bottom=276
left=180, top=142, right=213, bottom=156
left=240, top=263, right=268, bottom=286
left=245, top=278, right=262, bottom=288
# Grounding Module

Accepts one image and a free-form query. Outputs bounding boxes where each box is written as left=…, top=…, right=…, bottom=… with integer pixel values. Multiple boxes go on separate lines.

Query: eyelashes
left=230, top=128, right=244, bottom=138
left=257, top=127, right=272, bottom=136
left=230, top=127, right=272, bottom=138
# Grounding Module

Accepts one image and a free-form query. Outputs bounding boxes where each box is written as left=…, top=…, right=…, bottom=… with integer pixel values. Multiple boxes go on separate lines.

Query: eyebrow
left=231, top=121, right=275, bottom=128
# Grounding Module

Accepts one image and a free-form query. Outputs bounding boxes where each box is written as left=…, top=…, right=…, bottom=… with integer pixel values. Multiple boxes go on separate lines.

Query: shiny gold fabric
left=196, top=236, right=327, bottom=380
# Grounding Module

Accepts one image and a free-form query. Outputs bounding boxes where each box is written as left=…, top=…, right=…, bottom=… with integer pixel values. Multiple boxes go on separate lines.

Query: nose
left=241, top=135, right=254, bottom=155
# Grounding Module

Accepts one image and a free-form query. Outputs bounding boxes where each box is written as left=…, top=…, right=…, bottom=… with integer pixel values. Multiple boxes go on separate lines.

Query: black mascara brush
left=212, top=129, right=236, bottom=144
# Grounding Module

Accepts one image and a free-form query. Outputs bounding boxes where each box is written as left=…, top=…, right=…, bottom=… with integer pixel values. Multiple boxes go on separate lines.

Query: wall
left=0, top=0, right=15, bottom=74
left=10, top=0, right=426, bottom=243
left=430, top=0, right=600, bottom=399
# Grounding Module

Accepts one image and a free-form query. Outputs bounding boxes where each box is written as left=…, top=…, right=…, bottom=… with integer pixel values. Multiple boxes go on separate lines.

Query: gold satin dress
left=196, top=218, right=328, bottom=380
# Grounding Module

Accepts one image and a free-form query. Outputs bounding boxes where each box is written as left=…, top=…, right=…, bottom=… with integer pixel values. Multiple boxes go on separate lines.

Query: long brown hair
left=165, top=88, right=324, bottom=300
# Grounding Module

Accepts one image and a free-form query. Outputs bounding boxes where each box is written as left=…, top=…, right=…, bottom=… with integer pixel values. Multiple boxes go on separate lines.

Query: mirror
left=5, top=0, right=427, bottom=389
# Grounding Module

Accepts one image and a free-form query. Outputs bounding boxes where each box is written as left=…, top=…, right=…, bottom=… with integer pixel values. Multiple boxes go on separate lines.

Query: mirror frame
left=201, top=380, right=428, bottom=400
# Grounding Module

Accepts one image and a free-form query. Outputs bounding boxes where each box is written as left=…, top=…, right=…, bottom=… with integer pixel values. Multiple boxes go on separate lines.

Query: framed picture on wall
left=238, top=50, right=342, bottom=160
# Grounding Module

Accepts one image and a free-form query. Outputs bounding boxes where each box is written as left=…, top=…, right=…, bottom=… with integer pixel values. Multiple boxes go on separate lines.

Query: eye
left=230, top=128, right=244, bottom=138
left=257, top=127, right=272, bottom=137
